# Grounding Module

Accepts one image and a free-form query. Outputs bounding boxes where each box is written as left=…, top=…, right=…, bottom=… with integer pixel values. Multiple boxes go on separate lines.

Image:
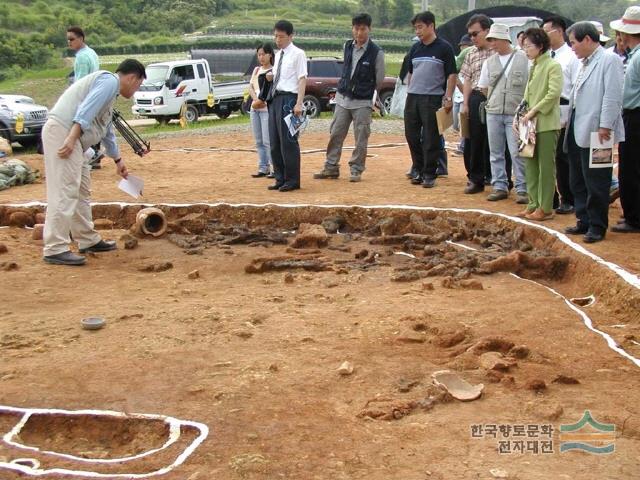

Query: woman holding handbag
left=249, top=43, right=275, bottom=178
left=518, top=28, right=563, bottom=220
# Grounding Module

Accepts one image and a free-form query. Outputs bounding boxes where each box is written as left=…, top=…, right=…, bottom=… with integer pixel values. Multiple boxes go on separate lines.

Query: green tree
left=393, top=0, right=415, bottom=27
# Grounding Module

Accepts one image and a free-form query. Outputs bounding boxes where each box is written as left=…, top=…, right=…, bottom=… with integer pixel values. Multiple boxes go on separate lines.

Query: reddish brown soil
left=1, top=130, right=639, bottom=479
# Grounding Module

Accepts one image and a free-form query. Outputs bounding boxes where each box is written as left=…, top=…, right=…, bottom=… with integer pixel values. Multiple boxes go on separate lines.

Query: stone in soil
left=188, top=269, right=200, bottom=280
left=290, top=223, right=328, bottom=249
left=337, top=361, right=354, bottom=376
left=0, top=243, right=7, bottom=254
left=8, top=211, right=33, bottom=228
left=139, top=262, right=173, bottom=272
left=120, top=234, right=138, bottom=250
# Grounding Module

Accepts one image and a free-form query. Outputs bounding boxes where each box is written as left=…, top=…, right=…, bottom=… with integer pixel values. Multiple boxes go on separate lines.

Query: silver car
left=0, top=94, right=48, bottom=148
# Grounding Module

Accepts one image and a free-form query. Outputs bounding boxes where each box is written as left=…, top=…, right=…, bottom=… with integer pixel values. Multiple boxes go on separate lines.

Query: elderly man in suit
left=564, top=22, right=625, bottom=243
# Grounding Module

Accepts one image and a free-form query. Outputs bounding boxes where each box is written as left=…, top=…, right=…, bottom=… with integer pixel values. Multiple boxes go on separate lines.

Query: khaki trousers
left=42, top=119, right=101, bottom=256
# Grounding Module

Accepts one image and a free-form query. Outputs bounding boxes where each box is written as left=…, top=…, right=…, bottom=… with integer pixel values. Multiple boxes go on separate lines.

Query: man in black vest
left=314, top=13, right=385, bottom=183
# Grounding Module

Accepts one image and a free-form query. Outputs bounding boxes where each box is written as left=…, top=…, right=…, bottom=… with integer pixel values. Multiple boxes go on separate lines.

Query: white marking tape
left=0, top=405, right=209, bottom=478
left=510, top=274, right=640, bottom=368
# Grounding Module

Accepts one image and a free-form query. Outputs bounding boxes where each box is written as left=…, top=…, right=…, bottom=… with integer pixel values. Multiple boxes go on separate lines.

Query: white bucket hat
left=610, top=6, right=640, bottom=35
left=589, top=21, right=611, bottom=42
left=486, top=23, right=511, bottom=42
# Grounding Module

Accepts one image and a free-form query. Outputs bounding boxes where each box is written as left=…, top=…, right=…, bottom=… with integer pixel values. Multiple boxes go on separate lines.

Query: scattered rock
left=436, top=330, right=466, bottom=348
left=480, top=352, right=514, bottom=371
left=0, top=243, right=7, bottom=254
left=245, top=255, right=332, bottom=273
left=290, top=223, right=328, bottom=249
left=321, top=216, right=345, bottom=234
left=485, top=370, right=504, bottom=383
left=459, top=279, right=484, bottom=290
left=268, top=363, right=279, bottom=372
left=422, top=282, right=435, bottom=291
left=469, top=337, right=515, bottom=355
left=120, top=234, right=138, bottom=250
left=509, top=345, right=530, bottom=359
left=338, top=361, right=354, bottom=376
left=139, top=262, right=173, bottom=272
left=8, top=211, right=33, bottom=228
left=525, top=379, right=547, bottom=392
left=355, top=249, right=369, bottom=260
left=391, top=270, right=421, bottom=282
left=397, top=378, right=420, bottom=393
left=396, top=329, right=426, bottom=343
left=235, top=330, right=254, bottom=339
left=552, top=375, right=580, bottom=385
left=283, top=272, right=295, bottom=284
left=0, top=262, right=18, bottom=271
left=32, top=224, right=44, bottom=240
left=93, top=218, right=114, bottom=230
left=188, top=269, right=200, bottom=280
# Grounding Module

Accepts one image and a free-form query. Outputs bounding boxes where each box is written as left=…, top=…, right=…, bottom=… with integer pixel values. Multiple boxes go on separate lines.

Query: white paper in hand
left=118, top=174, right=144, bottom=199
left=589, top=132, right=614, bottom=169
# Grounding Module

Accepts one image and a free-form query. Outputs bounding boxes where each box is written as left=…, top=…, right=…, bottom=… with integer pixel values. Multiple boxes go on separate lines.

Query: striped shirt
left=407, top=37, right=456, bottom=96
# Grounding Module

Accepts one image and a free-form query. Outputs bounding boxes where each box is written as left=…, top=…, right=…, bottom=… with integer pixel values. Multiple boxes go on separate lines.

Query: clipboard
left=436, top=107, right=453, bottom=135
left=459, top=111, right=470, bottom=139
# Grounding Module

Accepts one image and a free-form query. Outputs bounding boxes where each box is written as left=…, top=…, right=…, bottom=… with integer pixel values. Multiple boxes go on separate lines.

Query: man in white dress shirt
left=543, top=16, right=580, bottom=215
left=266, top=20, right=308, bottom=192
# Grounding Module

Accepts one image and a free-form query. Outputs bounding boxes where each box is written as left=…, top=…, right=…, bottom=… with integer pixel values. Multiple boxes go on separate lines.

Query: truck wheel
left=216, top=111, right=231, bottom=119
left=184, top=105, right=199, bottom=123
left=380, top=91, right=394, bottom=115
left=303, top=95, right=321, bottom=118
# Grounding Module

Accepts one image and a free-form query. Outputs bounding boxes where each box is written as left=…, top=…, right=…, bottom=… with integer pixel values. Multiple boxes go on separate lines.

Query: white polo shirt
left=272, top=42, right=308, bottom=94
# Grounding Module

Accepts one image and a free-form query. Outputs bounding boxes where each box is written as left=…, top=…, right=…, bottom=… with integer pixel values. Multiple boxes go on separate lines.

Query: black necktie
left=267, top=50, right=284, bottom=101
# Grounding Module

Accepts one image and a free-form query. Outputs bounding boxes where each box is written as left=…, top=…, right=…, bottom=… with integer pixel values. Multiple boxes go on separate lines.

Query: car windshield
left=139, top=66, right=169, bottom=91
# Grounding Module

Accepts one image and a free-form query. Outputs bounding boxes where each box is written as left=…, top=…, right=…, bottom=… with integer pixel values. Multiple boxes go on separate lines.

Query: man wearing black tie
left=266, top=20, right=308, bottom=192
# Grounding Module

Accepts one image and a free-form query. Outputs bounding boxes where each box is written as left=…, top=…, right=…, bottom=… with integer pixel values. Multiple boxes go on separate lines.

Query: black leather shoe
left=583, top=231, right=605, bottom=243
left=565, top=224, right=588, bottom=235
left=279, top=184, right=300, bottom=192
left=43, top=251, right=86, bottom=266
left=555, top=203, right=574, bottom=215
left=405, top=168, right=418, bottom=179
left=611, top=222, right=640, bottom=233
left=79, top=240, right=117, bottom=253
left=421, top=177, right=436, bottom=188
left=464, top=182, right=484, bottom=194
left=251, top=171, right=269, bottom=178
left=410, top=175, right=423, bottom=185
left=268, top=183, right=284, bottom=190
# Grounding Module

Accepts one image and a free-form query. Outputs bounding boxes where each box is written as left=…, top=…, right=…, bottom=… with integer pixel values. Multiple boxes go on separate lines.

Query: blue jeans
left=486, top=113, right=526, bottom=193
left=250, top=108, right=271, bottom=173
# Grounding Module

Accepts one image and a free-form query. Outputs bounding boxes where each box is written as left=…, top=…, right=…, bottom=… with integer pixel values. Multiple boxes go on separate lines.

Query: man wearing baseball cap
left=611, top=6, right=640, bottom=234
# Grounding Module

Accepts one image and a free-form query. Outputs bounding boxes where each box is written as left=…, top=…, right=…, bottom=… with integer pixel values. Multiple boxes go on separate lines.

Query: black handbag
left=479, top=50, right=516, bottom=125
left=257, top=69, right=272, bottom=102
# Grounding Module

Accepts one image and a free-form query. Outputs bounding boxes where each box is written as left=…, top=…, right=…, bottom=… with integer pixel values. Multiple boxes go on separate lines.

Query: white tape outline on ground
left=0, top=405, right=209, bottom=478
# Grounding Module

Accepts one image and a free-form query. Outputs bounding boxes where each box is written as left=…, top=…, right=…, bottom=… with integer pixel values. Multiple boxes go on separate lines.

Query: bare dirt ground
left=1, top=128, right=640, bottom=479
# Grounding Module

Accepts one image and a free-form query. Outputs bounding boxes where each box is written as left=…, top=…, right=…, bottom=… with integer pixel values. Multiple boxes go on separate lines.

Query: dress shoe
left=565, top=224, right=588, bottom=235
left=313, top=169, right=339, bottom=179
left=515, top=192, right=529, bottom=204
left=421, top=177, right=436, bottom=188
left=405, top=169, right=418, bottom=179
left=349, top=173, right=361, bottom=183
left=464, top=182, right=484, bottom=194
left=279, top=184, right=300, bottom=192
left=267, top=172, right=275, bottom=178
left=525, top=209, right=554, bottom=221
left=555, top=203, right=574, bottom=215
left=43, top=251, right=86, bottom=266
left=583, top=231, right=605, bottom=243
left=251, top=171, right=269, bottom=178
left=487, top=190, right=508, bottom=201
left=435, top=168, right=448, bottom=178
left=410, top=175, right=423, bottom=185
left=79, top=239, right=117, bottom=253
left=267, top=183, right=284, bottom=190
left=611, top=222, right=640, bottom=233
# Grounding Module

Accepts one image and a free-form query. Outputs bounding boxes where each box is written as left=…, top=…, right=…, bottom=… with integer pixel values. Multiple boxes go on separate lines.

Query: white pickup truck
left=132, top=59, right=248, bottom=123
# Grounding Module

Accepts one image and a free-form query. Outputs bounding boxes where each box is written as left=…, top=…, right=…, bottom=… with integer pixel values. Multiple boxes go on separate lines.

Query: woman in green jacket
left=518, top=28, right=563, bottom=221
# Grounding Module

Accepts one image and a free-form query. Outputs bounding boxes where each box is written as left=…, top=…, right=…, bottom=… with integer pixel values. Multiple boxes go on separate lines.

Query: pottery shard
left=32, top=224, right=44, bottom=240
left=337, top=361, right=354, bottom=375
left=8, top=211, right=33, bottom=228
left=290, top=223, right=328, bottom=249
left=480, top=352, right=514, bottom=372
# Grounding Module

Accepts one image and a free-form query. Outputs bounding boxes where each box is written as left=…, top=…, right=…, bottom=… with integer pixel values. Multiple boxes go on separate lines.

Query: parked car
left=304, top=57, right=396, bottom=118
left=0, top=95, right=48, bottom=147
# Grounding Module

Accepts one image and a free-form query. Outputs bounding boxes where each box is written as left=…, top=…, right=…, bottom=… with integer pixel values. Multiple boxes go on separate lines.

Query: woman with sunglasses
left=518, top=28, right=563, bottom=221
